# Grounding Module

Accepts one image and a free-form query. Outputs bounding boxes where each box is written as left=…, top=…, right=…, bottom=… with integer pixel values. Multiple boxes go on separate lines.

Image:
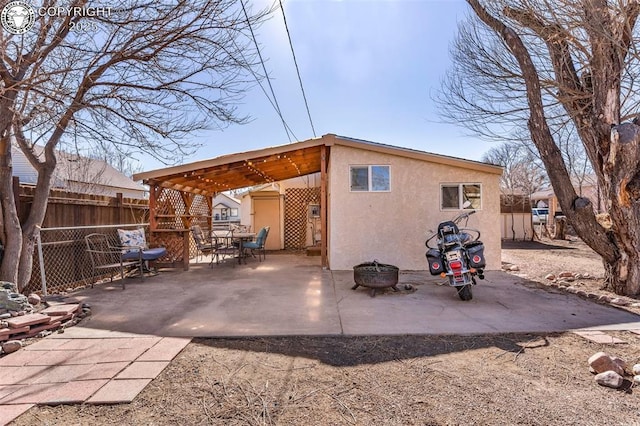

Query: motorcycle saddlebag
left=426, top=248, right=445, bottom=275
left=466, top=242, right=486, bottom=269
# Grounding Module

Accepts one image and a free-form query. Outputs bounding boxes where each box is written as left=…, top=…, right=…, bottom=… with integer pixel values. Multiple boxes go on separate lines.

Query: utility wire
left=279, top=0, right=317, bottom=138
left=240, top=0, right=297, bottom=142
left=232, top=38, right=299, bottom=141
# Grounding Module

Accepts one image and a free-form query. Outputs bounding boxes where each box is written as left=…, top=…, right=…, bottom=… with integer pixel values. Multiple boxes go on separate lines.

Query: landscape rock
left=0, top=281, right=32, bottom=312
left=559, top=271, right=574, bottom=278
left=27, top=293, right=41, bottom=305
left=634, top=375, right=640, bottom=385
left=545, top=274, right=556, bottom=281
left=632, top=364, right=640, bottom=375
left=610, top=298, right=629, bottom=306
left=509, top=265, right=520, bottom=271
left=595, top=371, right=624, bottom=389
left=611, top=357, right=628, bottom=374
left=588, top=352, right=625, bottom=376
left=1, top=340, right=23, bottom=354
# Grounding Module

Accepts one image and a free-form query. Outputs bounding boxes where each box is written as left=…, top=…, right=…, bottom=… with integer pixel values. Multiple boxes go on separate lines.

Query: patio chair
left=85, top=233, right=142, bottom=289
left=191, top=225, right=218, bottom=264
left=243, top=226, right=270, bottom=262
left=117, top=228, right=167, bottom=275
left=212, top=229, right=238, bottom=266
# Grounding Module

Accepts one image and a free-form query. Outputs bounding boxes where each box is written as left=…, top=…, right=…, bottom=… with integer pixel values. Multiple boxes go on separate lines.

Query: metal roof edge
left=330, top=134, right=503, bottom=175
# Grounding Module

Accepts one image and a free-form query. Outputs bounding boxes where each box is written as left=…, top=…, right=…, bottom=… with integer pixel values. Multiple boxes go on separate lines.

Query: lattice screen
left=284, top=187, right=320, bottom=249
left=154, top=188, right=211, bottom=258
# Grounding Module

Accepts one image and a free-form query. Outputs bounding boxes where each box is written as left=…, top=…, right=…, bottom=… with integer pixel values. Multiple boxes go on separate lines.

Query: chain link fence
left=27, top=224, right=149, bottom=295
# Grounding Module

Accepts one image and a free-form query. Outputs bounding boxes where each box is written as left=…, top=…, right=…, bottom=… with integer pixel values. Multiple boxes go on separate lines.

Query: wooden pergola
left=133, top=136, right=332, bottom=269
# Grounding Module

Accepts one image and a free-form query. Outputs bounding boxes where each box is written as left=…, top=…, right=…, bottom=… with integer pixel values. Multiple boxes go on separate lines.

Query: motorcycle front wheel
left=457, top=284, right=473, bottom=301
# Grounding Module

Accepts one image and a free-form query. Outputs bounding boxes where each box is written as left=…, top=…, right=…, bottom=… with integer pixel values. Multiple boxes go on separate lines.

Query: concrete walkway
left=1, top=253, right=640, bottom=424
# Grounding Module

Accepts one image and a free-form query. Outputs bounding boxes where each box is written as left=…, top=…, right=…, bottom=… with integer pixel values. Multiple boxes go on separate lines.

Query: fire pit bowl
left=352, top=261, right=399, bottom=297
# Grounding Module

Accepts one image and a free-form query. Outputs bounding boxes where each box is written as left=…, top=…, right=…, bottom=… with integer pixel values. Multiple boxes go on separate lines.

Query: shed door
left=253, top=196, right=281, bottom=250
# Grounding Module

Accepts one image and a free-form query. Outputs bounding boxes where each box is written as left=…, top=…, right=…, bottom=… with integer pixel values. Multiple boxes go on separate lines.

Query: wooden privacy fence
left=13, top=183, right=151, bottom=294
left=17, top=183, right=149, bottom=227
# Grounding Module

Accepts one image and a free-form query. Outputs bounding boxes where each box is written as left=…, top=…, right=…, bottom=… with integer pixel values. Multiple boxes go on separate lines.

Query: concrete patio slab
left=64, top=254, right=640, bottom=337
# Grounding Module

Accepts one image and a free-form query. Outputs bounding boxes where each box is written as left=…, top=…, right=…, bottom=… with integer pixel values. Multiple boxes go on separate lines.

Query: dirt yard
left=12, top=238, right=640, bottom=425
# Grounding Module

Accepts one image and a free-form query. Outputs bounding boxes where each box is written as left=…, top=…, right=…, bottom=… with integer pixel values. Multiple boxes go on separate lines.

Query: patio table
left=232, top=232, right=256, bottom=264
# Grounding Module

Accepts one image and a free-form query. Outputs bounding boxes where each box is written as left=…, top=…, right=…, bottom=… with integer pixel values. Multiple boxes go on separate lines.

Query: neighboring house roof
left=11, top=144, right=145, bottom=195
left=214, top=192, right=240, bottom=206
left=134, top=134, right=503, bottom=196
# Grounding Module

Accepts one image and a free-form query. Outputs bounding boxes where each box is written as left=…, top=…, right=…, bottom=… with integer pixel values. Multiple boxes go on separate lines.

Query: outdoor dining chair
left=211, top=229, right=238, bottom=266
left=242, top=226, right=270, bottom=261
left=85, top=233, right=141, bottom=289
left=191, top=225, right=218, bottom=264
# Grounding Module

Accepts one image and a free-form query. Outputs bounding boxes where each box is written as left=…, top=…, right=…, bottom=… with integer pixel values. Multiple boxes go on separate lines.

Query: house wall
left=327, top=145, right=501, bottom=270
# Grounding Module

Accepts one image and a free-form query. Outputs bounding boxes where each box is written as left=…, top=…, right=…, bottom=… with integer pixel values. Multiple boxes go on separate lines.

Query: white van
left=532, top=208, right=549, bottom=224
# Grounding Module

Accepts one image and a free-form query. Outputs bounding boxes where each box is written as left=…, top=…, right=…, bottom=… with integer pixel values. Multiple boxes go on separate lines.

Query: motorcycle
left=425, top=210, right=486, bottom=301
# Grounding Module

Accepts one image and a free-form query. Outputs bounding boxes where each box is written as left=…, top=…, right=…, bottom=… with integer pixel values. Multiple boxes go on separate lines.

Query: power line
left=240, top=0, right=297, bottom=142
left=279, top=0, right=317, bottom=138
left=232, top=38, right=299, bottom=141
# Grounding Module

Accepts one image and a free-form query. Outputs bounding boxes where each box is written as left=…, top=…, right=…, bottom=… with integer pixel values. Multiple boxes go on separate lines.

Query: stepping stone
left=6, top=313, right=51, bottom=329
left=573, top=330, right=627, bottom=344
left=0, top=404, right=34, bottom=426
left=86, top=378, right=151, bottom=404
left=40, top=304, right=80, bottom=316
left=9, top=321, right=61, bottom=340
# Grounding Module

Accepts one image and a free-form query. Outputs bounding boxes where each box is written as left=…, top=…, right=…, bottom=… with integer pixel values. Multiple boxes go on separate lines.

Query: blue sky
left=141, top=0, right=492, bottom=171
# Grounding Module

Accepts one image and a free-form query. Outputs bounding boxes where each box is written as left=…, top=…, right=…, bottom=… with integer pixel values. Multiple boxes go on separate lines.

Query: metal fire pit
left=352, top=261, right=399, bottom=297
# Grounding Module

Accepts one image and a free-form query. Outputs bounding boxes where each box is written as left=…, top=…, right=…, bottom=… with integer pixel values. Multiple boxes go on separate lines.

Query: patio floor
left=66, top=252, right=640, bottom=337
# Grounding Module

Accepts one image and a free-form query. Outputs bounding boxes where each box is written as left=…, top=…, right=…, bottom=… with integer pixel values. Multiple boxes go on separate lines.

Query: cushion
left=117, top=228, right=147, bottom=253
left=122, top=246, right=167, bottom=261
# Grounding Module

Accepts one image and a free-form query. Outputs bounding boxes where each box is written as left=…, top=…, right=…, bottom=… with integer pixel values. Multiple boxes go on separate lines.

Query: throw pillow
left=117, top=228, right=147, bottom=253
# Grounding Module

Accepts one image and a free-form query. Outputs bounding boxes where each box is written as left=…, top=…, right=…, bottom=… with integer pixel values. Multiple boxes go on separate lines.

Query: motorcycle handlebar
left=452, top=209, right=475, bottom=224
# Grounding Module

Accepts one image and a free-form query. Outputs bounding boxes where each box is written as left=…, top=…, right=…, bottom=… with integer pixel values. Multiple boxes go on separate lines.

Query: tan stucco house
left=134, top=134, right=503, bottom=271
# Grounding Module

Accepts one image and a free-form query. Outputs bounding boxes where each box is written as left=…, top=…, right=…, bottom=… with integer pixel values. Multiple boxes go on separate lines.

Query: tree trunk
left=604, top=248, right=640, bottom=296
left=552, top=217, right=566, bottom=240
left=0, top=138, right=21, bottom=285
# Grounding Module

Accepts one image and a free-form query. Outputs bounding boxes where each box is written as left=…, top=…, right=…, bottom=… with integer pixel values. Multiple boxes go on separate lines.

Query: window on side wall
left=441, top=183, right=481, bottom=210
left=350, top=165, right=390, bottom=192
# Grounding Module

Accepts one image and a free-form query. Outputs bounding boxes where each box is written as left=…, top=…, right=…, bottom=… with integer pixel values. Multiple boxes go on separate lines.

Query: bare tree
left=438, top=0, right=640, bottom=295
left=0, top=0, right=270, bottom=291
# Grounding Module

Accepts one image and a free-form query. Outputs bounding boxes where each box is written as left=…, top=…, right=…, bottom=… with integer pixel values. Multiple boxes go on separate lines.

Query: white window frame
left=230, top=208, right=239, bottom=217
left=440, top=183, right=482, bottom=210
left=349, top=165, right=391, bottom=192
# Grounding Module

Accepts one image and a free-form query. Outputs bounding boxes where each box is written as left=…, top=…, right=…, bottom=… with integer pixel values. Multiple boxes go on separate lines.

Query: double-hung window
left=350, top=165, right=390, bottom=192
left=441, top=183, right=481, bottom=210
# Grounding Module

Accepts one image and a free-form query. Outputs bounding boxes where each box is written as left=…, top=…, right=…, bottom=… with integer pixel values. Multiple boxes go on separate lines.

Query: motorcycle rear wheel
left=457, top=284, right=473, bottom=301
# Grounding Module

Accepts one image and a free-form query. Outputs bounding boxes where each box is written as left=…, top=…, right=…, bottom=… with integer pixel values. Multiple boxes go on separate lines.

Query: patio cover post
left=321, top=144, right=328, bottom=268
left=149, top=185, right=158, bottom=231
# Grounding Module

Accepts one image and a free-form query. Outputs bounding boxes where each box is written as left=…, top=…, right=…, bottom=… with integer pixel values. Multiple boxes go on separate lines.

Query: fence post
left=35, top=225, right=48, bottom=296
left=116, top=192, right=123, bottom=223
